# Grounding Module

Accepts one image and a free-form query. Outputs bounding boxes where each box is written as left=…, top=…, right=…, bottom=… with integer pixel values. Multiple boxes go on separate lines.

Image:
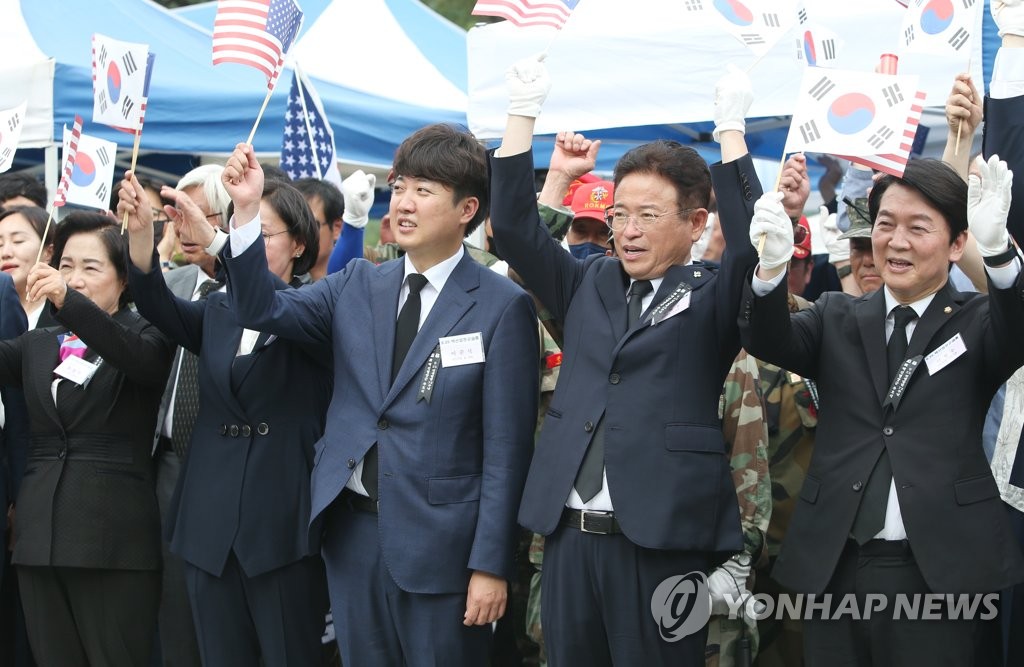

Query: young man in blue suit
left=214, top=127, right=539, bottom=666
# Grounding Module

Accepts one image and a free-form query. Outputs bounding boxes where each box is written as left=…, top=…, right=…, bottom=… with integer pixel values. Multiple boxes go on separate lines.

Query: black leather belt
left=848, top=538, right=912, bottom=558
left=561, top=508, right=622, bottom=535
left=341, top=489, right=379, bottom=514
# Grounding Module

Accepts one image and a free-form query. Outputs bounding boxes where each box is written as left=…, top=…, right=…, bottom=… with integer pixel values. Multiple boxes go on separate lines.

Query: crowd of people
left=1, top=3, right=1024, bottom=667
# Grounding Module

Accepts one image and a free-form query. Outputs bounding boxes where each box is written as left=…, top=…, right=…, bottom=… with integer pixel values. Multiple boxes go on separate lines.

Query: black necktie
left=851, top=305, right=917, bottom=544
left=574, top=280, right=654, bottom=503
left=363, top=273, right=429, bottom=500
left=170, top=279, right=222, bottom=458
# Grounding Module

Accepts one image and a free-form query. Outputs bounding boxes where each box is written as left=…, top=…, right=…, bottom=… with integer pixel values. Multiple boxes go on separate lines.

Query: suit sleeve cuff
left=204, top=228, right=229, bottom=257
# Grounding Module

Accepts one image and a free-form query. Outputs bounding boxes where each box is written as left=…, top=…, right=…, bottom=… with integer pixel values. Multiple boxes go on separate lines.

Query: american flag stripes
left=54, top=115, right=83, bottom=208
left=471, top=0, right=578, bottom=29
left=212, top=0, right=304, bottom=89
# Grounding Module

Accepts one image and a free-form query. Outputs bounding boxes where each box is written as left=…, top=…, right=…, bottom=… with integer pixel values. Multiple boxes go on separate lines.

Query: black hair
left=50, top=211, right=131, bottom=308
left=292, top=178, right=344, bottom=227
left=261, top=180, right=320, bottom=276
left=0, top=173, right=47, bottom=208
left=613, top=141, right=712, bottom=211
left=0, top=205, right=54, bottom=246
left=868, top=158, right=967, bottom=244
left=392, top=123, right=488, bottom=236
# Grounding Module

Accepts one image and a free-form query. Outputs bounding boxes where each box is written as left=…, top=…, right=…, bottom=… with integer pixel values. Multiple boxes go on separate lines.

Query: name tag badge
left=439, top=332, right=485, bottom=368
left=649, top=284, right=693, bottom=326
left=54, top=356, right=101, bottom=386
left=925, top=333, right=967, bottom=376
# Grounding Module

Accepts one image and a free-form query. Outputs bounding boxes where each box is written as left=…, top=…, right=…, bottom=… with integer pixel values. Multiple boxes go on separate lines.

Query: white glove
left=749, top=192, right=793, bottom=270
left=341, top=170, right=376, bottom=229
left=967, top=154, right=1013, bottom=257
left=707, top=557, right=751, bottom=616
left=994, top=0, right=1024, bottom=37
left=691, top=212, right=715, bottom=262
left=820, top=205, right=849, bottom=263
left=713, top=64, right=754, bottom=143
left=505, top=55, right=551, bottom=118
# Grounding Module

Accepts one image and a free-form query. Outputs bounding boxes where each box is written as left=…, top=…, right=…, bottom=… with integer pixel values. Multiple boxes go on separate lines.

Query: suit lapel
left=594, top=261, right=629, bottom=342
left=32, top=331, right=64, bottom=430
left=855, top=290, right=890, bottom=404
left=207, top=299, right=247, bottom=418
left=906, top=282, right=960, bottom=360
left=370, top=261, right=405, bottom=402
left=382, top=255, right=477, bottom=410
left=613, top=264, right=709, bottom=354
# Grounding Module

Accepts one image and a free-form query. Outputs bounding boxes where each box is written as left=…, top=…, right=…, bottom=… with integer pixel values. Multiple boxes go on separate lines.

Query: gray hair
left=176, top=164, right=231, bottom=225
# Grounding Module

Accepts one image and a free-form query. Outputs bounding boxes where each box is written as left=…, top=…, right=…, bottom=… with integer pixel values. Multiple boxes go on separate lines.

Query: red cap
left=793, top=216, right=812, bottom=259
left=562, top=172, right=601, bottom=207
left=570, top=180, right=614, bottom=222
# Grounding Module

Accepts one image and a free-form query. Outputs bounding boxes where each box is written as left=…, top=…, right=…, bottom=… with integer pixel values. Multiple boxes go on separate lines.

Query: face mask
left=569, top=242, right=608, bottom=259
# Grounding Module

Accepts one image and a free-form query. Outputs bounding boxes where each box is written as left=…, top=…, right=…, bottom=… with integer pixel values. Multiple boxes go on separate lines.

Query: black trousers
left=803, top=539, right=983, bottom=667
left=541, top=523, right=709, bottom=667
left=185, top=552, right=327, bottom=667
left=18, top=565, right=160, bottom=667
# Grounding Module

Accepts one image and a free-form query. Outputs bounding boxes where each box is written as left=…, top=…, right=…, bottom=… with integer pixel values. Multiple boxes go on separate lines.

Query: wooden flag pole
left=34, top=208, right=56, bottom=267
left=121, top=128, right=144, bottom=233
left=954, top=54, right=973, bottom=157
left=756, top=151, right=790, bottom=255
left=247, top=85, right=275, bottom=147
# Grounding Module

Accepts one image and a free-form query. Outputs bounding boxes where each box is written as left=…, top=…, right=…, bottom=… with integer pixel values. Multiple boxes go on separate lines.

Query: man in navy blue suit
left=490, top=58, right=764, bottom=665
left=216, top=128, right=539, bottom=666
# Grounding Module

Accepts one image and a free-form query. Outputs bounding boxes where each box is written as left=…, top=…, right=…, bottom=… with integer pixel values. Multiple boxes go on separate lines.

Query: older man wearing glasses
left=488, top=58, right=777, bottom=666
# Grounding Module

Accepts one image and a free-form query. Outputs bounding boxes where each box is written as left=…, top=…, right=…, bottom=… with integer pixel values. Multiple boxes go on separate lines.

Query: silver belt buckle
left=579, top=510, right=611, bottom=534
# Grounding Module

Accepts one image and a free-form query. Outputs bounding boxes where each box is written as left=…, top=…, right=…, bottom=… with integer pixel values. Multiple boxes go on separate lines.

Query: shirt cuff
left=228, top=212, right=263, bottom=256
left=204, top=228, right=229, bottom=257
left=992, top=48, right=1024, bottom=99
left=986, top=256, right=1023, bottom=290
left=751, top=268, right=786, bottom=296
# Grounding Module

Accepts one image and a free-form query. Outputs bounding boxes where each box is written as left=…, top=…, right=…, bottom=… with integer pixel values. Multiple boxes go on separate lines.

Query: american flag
left=137, top=53, right=156, bottom=131
left=54, top=115, right=83, bottom=208
left=280, top=68, right=341, bottom=186
left=472, top=0, right=578, bottom=29
left=837, top=90, right=927, bottom=178
left=212, top=0, right=304, bottom=90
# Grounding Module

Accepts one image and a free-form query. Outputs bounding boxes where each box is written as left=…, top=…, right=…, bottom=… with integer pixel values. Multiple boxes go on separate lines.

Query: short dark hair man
left=212, top=127, right=539, bottom=666
left=741, top=156, right=1024, bottom=664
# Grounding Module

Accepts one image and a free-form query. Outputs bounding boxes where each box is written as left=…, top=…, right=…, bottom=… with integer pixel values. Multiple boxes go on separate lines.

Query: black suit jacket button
left=256, top=422, right=269, bottom=436
left=584, top=421, right=594, bottom=433
left=347, top=458, right=356, bottom=469
left=882, top=427, right=894, bottom=436
left=241, top=425, right=251, bottom=437
left=852, top=481, right=863, bottom=492
left=378, top=418, right=389, bottom=430
left=219, top=424, right=228, bottom=435
left=229, top=424, right=240, bottom=437
left=609, top=373, right=620, bottom=385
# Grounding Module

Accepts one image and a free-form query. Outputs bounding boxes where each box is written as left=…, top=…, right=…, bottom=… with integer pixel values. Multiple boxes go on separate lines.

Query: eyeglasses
left=205, top=212, right=223, bottom=222
left=151, top=208, right=170, bottom=224
left=261, top=229, right=290, bottom=241
left=605, top=208, right=694, bottom=232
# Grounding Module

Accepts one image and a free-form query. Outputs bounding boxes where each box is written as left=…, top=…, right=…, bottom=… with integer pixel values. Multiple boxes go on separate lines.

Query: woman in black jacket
left=1, top=212, right=174, bottom=667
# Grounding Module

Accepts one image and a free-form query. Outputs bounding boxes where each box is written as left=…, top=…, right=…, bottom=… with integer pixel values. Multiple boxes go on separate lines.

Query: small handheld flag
left=213, top=0, right=304, bottom=90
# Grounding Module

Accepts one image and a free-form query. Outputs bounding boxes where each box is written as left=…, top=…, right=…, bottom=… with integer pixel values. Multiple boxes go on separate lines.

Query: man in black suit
left=740, top=156, right=1024, bottom=665
left=0, top=272, right=26, bottom=589
left=490, top=59, right=767, bottom=665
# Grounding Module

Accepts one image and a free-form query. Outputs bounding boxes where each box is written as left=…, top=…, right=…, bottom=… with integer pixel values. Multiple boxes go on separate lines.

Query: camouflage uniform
left=751, top=293, right=816, bottom=667
left=706, top=350, right=771, bottom=667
